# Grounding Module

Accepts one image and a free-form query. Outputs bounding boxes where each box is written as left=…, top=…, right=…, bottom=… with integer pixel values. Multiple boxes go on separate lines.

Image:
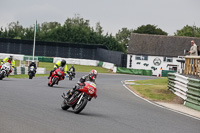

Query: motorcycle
left=48, top=67, right=65, bottom=87
left=61, top=81, right=97, bottom=114
left=67, top=71, right=75, bottom=80
left=28, top=66, right=36, bottom=79
left=0, top=62, right=11, bottom=80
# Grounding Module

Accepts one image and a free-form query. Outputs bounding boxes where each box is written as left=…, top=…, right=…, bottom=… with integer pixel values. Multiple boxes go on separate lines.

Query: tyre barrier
left=168, top=73, right=200, bottom=111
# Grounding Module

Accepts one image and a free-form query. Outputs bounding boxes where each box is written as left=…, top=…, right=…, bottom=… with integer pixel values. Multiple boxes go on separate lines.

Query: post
left=33, top=20, right=37, bottom=62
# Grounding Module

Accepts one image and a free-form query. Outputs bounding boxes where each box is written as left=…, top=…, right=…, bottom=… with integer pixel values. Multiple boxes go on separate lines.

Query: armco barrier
left=0, top=53, right=24, bottom=60
left=116, top=67, right=152, bottom=76
left=168, top=73, right=200, bottom=111
left=53, top=57, right=99, bottom=66
left=53, top=57, right=116, bottom=70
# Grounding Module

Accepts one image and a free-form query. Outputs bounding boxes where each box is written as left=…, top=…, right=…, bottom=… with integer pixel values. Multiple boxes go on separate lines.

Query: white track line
left=122, top=80, right=200, bottom=121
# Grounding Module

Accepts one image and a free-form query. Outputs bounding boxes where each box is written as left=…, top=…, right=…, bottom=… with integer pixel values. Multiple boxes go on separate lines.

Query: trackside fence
left=168, top=73, right=200, bottom=111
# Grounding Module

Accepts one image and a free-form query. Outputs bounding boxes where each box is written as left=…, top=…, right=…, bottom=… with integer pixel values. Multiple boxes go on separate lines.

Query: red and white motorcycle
left=48, top=67, right=65, bottom=87
left=61, top=81, right=97, bottom=114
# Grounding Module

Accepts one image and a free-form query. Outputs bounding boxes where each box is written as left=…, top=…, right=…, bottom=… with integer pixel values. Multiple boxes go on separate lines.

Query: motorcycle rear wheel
left=69, top=76, right=72, bottom=80
left=74, top=98, right=88, bottom=114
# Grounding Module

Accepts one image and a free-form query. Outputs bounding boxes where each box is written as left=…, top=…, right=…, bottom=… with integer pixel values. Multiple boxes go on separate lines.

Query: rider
left=69, top=65, right=75, bottom=73
left=28, top=61, right=37, bottom=74
left=48, top=60, right=68, bottom=79
left=67, top=65, right=75, bottom=77
left=0, top=56, right=15, bottom=75
left=65, top=69, right=98, bottom=98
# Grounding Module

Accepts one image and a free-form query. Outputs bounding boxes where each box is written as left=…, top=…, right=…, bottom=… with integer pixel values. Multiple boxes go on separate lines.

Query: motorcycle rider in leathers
left=67, top=65, right=75, bottom=77
left=0, top=56, right=15, bottom=76
left=28, top=61, right=37, bottom=74
left=65, top=69, right=98, bottom=98
left=48, top=60, right=68, bottom=80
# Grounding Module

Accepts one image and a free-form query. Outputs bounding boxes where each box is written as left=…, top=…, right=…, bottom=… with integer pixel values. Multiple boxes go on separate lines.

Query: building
left=127, top=33, right=200, bottom=76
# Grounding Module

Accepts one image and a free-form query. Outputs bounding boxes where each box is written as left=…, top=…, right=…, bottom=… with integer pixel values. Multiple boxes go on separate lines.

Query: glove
left=79, top=83, right=85, bottom=86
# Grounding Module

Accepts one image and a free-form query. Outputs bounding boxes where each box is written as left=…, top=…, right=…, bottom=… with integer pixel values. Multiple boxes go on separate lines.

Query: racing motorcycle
left=61, top=81, right=97, bottom=114
left=0, top=62, right=11, bottom=80
left=28, top=66, right=36, bottom=79
left=48, top=67, right=65, bottom=87
left=67, top=71, right=75, bottom=80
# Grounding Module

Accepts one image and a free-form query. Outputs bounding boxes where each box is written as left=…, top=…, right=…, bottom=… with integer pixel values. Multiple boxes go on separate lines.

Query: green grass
left=0, top=60, right=111, bottom=73
left=129, top=78, right=177, bottom=102
left=38, top=62, right=110, bottom=73
left=1, top=60, right=111, bottom=79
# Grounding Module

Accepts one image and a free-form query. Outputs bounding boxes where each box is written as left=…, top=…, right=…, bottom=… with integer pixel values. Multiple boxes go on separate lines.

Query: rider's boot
left=65, top=86, right=76, bottom=99
left=65, top=90, right=73, bottom=99
left=48, top=71, right=52, bottom=79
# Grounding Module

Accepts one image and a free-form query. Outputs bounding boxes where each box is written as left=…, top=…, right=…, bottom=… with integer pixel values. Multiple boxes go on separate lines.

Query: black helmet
left=9, top=56, right=13, bottom=61
left=61, top=60, right=66, bottom=67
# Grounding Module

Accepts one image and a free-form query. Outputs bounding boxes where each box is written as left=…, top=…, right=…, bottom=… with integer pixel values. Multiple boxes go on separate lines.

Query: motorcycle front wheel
left=74, top=98, right=88, bottom=114
left=0, top=71, right=5, bottom=80
left=50, top=77, right=58, bottom=87
left=61, top=100, right=70, bottom=110
left=29, top=72, right=33, bottom=79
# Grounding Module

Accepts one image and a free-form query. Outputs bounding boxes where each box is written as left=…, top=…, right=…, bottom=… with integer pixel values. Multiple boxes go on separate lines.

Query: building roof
left=128, top=33, right=200, bottom=57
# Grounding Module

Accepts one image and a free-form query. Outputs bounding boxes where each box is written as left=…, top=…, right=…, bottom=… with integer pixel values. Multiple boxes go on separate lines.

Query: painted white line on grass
left=122, top=80, right=200, bottom=121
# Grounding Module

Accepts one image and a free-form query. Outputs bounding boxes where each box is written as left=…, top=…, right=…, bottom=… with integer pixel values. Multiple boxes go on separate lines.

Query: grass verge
left=5, top=60, right=111, bottom=79
left=39, top=62, right=110, bottom=73
left=128, top=78, right=182, bottom=103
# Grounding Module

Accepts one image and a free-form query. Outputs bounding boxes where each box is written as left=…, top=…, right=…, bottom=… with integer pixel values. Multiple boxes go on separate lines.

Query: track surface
left=0, top=73, right=200, bottom=133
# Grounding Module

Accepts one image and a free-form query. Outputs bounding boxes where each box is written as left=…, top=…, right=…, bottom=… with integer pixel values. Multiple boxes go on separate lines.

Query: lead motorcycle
left=0, top=62, right=11, bottom=80
left=48, top=67, right=65, bottom=87
left=61, top=81, right=97, bottom=114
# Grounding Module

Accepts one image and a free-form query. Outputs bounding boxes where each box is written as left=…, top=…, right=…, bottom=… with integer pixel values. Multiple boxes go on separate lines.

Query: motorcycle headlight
left=57, top=71, right=62, bottom=76
left=88, top=87, right=95, bottom=94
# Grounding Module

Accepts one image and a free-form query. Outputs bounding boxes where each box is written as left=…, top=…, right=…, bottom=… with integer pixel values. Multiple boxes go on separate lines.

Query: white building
left=127, top=33, right=200, bottom=76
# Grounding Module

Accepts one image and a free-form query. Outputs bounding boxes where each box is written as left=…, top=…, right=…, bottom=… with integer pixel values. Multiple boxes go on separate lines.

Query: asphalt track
left=0, top=72, right=200, bottom=133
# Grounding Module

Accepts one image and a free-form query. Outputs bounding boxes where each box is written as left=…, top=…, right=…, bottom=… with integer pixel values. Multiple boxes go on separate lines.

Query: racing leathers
left=48, top=61, right=68, bottom=79
left=66, top=75, right=96, bottom=98
left=0, top=57, right=15, bottom=75
left=28, top=62, right=37, bottom=74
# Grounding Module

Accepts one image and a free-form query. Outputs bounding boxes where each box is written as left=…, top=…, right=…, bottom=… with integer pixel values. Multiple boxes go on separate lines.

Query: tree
left=0, top=16, right=126, bottom=53
left=5, top=21, right=24, bottom=39
left=95, top=22, right=103, bottom=35
left=174, top=25, right=200, bottom=37
left=133, top=24, right=168, bottom=35
left=115, top=28, right=133, bottom=52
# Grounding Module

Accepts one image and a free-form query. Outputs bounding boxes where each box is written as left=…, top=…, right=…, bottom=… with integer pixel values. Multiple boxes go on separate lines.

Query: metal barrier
left=168, top=73, right=200, bottom=111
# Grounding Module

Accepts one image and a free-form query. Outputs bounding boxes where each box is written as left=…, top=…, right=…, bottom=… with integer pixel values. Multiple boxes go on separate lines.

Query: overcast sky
left=0, top=0, right=199, bottom=36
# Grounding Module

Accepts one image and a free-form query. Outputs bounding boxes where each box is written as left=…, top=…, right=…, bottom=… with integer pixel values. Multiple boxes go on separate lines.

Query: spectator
left=188, top=40, right=198, bottom=56
left=197, top=45, right=200, bottom=56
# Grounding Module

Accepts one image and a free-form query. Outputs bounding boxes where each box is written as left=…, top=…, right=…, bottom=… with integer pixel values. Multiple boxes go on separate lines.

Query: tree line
left=0, top=16, right=200, bottom=53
